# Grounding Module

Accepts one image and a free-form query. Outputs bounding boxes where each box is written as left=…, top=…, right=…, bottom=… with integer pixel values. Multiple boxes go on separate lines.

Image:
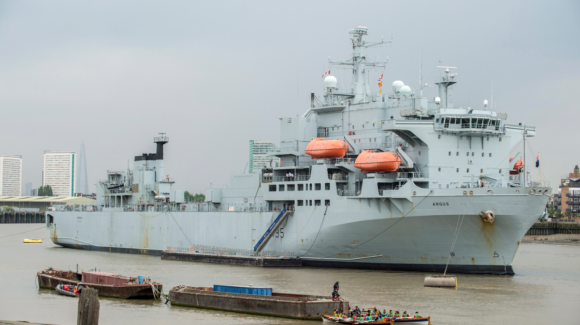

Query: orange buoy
left=354, top=150, right=401, bottom=172
left=305, top=138, right=348, bottom=159
left=509, top=156, right=524, bottom=175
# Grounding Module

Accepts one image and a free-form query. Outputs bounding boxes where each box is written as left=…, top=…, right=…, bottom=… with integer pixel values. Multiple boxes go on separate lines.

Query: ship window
left=279, top=185, right=285, bottom=191
left=315, top=183, right=321, bottom=191
left=269, top=185, right=276, bottom=192
left=288, top=184, right=295, bottom=191
left=310, top=184, right=312, bottom=190
left=315, top=200, right=321, bottom=206
left=362, top=124, right=365, bottom=128
left=462, top=119, right=469, bottom=128
left=418, top=151, right=421, bottom=155
left=489, top=153, right=492, bottom=157
left=487, top=136, right=490, bottom=141
left=352, top=125, right=355, bottom=129
left=472, top=152, right=474, bottom=156
left=467, top=168, right=470, bottom=173
left=438, top=167, right=441, bottom=172
left=457, top=168, right=459, bottom=173
left=482, top=153, right=485, bottom=157
left=456, top=152, right=459, bottom=156
left=325, top=183, right=330, bottom=190
left=481, top=169, right=483, bottom=173
left=369, top=138, right=371, bottom=143
left=447, top=184, right=449, bottom=188
left=466, top=152, right=469, bottom=157
left=298, top=184, right=304, bottom=191
left=499, top=169, right=502, bottom=174
left=436, top=118, right=440, bottom=123
left=332, top=127, right=334, bottom=131
left=325, top=200, right=330, bottom=206
left=449, top=151, right=451, bottom=156
left=297, top=200, right=304, bottom=206
left=373, top=123, right=375, bottom=127
left=438, top=135, right=441, bottom=139
left=374, top=138, right=376, bottom=142
left=499, top=136, right=502, bottom=142
left=310, top=200, right=313, bottom=206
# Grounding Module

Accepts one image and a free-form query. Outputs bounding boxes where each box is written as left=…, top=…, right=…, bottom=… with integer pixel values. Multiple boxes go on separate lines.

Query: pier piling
left=77, top=288, right=99, bottom=325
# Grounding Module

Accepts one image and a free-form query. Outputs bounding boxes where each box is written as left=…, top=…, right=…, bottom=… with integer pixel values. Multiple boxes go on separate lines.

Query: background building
left=249, top=140, right=279, bottom=174
left=24, top=182, right=32, bottom=196
left=76, top=141, right=89, bottom=195
left=43, top=151, right=76, bottom=197
left=556, top=165, right=580, bottom=222
left=0, top=155, right=22, bottom=196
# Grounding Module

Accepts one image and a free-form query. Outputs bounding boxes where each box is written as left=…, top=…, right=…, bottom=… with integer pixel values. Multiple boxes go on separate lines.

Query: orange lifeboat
left=305, top=138, right=348, bottom=159
left=354, top=150, right=401, bottom=173
left=509, top=156, right=524, bottom=175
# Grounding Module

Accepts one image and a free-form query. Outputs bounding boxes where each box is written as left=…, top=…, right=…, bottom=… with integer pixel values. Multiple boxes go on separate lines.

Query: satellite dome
left=435, top=97, right=441, bottom=104
left=392, top=80, right=404, bottom=92
left=324, top=76, right=338, bottom=89
left=484, top=100, right=489, bottom=107
left=400, top=85, right=412, bottom=97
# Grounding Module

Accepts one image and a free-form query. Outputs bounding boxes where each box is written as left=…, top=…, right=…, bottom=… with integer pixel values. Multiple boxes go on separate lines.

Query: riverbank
left=0, top=321, right=54, bottom=325
left=522, top=234, right=580, bottom=246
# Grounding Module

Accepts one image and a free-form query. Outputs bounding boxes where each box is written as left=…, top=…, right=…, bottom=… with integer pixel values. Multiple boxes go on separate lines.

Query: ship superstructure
left=47, top=27, right=550, bottom=274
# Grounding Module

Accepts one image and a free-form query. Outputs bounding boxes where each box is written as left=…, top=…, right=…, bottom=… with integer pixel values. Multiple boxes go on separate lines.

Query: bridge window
left=297, top=200, right=304, bottom=206
left=456, top=152, right=459, bottom=156
left=466, top=152, right=469, bottom=157
left=325, top=200, right=330, bottom=206
left=310, top=184, right=312, bottom=190
left=325, top=183, right=330, bottom=190
left=279, top=185, right=285, bottom=191
left=482, top=153, right=485, bottom=157
left=457, top=168, right=459, bottom=173
left=472, top=152, right=474, bottom=156
left=467, top=168, right=470, bottom=173
left=315, top=183, right=321, bottom=190
left=309, top=200, right=313, bottom=206
left=288, top=184, right=295, bottom=191
left=269, top=185, right=276, bottom=192
left=436, top=118, right=440, bottom=123
left=462, top=118, right=470, bottom=128
left=449, top=151, right=452, bottom=156
left=315, top=200, right=321, bottom=206
left=298, top=184, right=304, bottom=191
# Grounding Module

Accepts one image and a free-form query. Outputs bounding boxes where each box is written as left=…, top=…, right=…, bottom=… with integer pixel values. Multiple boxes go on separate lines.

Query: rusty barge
left=37, top=268, right=162, bottom=299
left=168, top=285, right=349, bottom=320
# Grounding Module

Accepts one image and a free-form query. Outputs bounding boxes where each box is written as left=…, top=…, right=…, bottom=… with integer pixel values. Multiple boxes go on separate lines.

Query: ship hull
left=47, top=188, right=549, bottom=275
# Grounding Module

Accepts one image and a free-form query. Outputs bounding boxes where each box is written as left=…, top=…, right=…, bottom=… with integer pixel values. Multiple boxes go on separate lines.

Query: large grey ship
left=47, top=27, right=550, bottom=274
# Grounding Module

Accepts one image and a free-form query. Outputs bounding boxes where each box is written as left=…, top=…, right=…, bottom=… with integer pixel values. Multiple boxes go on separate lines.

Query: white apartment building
left=43, top=151, right=76, bottom=197
left=0, top=155, right=22, bottom=196
left=249, top=140, right=280, bottom=174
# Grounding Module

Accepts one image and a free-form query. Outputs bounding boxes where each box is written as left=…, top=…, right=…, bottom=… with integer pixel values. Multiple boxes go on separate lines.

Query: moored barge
left=37, top=268, right=162, bottom=299
left=169, top=285, right=349, bottom=320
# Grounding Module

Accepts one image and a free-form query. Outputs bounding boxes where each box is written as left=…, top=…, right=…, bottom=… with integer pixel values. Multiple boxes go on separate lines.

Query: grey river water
left=1, top=224, right=579, bottom=324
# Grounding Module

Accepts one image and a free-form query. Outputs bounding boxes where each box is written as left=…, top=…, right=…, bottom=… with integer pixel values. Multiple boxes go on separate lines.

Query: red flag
left=378, top=74, right=383, bottom=81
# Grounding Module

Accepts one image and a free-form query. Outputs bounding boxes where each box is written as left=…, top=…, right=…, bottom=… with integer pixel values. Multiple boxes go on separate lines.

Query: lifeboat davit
left=509, top=156, right=524, bottom=175
left=354, top=150, right=401, bottom=173
left=305, top=138, right=348, bottom=159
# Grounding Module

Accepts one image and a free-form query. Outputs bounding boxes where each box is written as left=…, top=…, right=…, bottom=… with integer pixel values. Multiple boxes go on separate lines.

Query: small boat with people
left=322, top=308, right=431, bottom=324
left=37, top=268, right=162, bottom=299
left=55, top=283, right=83, bottom=297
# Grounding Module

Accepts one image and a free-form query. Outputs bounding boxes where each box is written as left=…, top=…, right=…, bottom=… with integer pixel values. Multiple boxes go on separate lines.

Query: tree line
left=38, top=185, right=53, bottom=196
left=184, top=191, right=205, bottom=202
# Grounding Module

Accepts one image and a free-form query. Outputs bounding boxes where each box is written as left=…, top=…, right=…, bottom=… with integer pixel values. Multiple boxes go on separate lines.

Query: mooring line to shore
left=0, top=226, right=44, bottom=239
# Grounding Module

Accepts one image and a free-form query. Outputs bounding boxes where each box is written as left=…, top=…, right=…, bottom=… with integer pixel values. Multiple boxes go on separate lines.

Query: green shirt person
left=387, top=310, right=394, bottom=317
left=414, top=312, right=421, bottom=318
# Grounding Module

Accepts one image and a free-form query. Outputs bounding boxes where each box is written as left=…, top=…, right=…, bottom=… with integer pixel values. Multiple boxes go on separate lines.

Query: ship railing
left=167, top=245, right=295, bottom=258
left=273, top=175, right=311, bottom=182
left=328, top=173, right=349, bottom=180
left=337, top=189, right=359, bottom=196
left=397, top=172, right=427, bottom=179
left=154, top=136, right=169, bottom=142
left=324, top=158, right=355, bottom=165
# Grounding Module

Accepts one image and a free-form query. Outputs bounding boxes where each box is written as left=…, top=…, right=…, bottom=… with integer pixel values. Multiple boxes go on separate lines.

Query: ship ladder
left=253, top=208, right=291, bottom=254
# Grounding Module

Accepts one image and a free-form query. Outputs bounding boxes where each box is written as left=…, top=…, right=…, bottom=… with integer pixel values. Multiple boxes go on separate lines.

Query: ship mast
left=329, top=26, right=390, bottom=103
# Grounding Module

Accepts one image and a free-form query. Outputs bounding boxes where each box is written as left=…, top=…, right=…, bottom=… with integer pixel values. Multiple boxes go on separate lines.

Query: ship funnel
left=154, top=133, right=169, bottom=160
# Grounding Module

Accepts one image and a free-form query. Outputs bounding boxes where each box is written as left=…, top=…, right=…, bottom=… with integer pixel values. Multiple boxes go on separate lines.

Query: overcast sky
left=0, top=0, right=578, bottom=194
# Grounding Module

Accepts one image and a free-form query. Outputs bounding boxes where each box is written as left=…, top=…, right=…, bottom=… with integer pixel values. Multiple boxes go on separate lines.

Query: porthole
left=516, top=190, right=519, bottom=193
left=487, top=190, right=493, bottom=195
left=529, top=189, right=536, bottom=195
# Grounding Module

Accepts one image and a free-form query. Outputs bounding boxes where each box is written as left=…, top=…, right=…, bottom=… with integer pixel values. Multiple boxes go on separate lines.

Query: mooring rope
left=0, top=226, right=44, bottom=239
left=444, top=214, right=464, bottom=276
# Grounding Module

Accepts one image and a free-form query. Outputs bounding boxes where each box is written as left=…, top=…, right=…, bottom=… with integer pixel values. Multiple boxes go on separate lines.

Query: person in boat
left=333, top=310, right=338, bottom=317
left=387, top=310, right=394, bottom=317
left=333, top=281, right=339, bottom=292
left=382, top=309, right=387, bottom=317
left=414, top=311, right=421, bottom=318
left=353, top=306, right=361, bottom=315
left=403, top=311, right=410, bottom=318
left=394, top=311, right=401, bottom=318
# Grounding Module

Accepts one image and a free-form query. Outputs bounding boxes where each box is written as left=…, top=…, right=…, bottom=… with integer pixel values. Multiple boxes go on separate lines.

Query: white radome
left=324, top=76, right=338, bottom=89
left=400, top=85, right=412, bottom=96
left=435, top=97, right=441, bottom=104
left=392, top=80, right=404, bottom=92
